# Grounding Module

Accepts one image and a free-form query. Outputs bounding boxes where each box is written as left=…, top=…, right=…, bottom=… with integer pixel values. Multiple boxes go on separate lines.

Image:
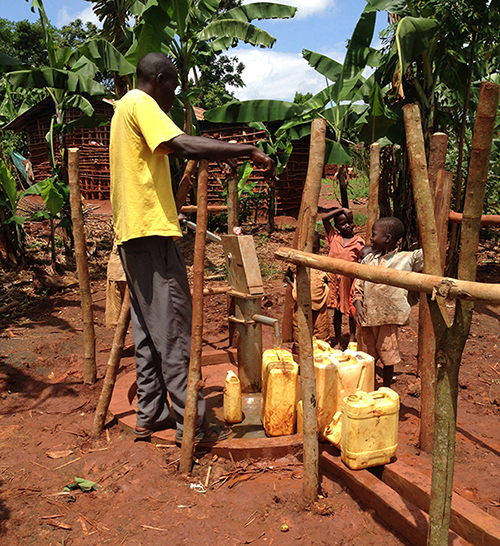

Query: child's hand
left=354, top=301, right=366, bottom=326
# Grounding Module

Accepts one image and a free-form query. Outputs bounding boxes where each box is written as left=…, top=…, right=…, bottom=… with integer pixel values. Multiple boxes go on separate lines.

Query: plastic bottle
left=223, top=370, right=243, bottom=424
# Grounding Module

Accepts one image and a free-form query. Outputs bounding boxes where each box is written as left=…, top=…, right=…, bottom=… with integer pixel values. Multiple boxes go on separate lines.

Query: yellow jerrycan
left=261, top=356, right=298, bottom=437
left=332, top=351, right=375, bottom=414
left=314, top=350, right=373, bottom=439
left=341, top=387, right=399, bottom=470
left=323, top=411, right=342, bottom=448
left=223, top=370, right=243, bottom=424
left=262, top=348, right=295, bottom=381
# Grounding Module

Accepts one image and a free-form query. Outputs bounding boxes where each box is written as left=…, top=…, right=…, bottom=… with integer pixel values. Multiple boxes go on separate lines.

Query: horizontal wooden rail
left=274, top=247, right=500, bottom=304
left=449, top=210, right=500, bottom=227
left=181, top=205, right=227, bottom=214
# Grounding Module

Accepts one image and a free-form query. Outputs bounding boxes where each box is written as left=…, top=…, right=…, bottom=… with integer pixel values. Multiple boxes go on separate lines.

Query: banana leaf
left=356, top=82, right=397, bottom=143
left=395, top=17, right=439, bottom=74
left=7, top=69, right=110, bottom=97
left=325, top=139, right=352, bottom=165
left=215, top=3, right=297, bottom=22
left=205, top=99, right=308, bottom=123
left=78, top=39, right=136, bottom=76
left=197, top=20, right=276, bottom=48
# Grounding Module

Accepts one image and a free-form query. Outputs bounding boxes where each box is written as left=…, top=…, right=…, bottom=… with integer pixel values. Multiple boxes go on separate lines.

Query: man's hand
left=251, top=148, right=276, bottom=179
left=354, top=300, right=366, bottom=326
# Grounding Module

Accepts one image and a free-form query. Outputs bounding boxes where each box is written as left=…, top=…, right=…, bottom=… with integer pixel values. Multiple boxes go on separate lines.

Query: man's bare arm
left=163, top=134, right=276, bottom=178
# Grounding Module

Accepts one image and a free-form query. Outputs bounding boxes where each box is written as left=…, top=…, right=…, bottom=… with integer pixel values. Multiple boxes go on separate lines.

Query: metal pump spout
left=252, top=314, right=282, bottom=349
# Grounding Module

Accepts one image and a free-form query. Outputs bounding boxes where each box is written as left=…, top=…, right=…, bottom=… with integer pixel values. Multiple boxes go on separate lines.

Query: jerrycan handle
left=356, top=362, right=366, bottom=390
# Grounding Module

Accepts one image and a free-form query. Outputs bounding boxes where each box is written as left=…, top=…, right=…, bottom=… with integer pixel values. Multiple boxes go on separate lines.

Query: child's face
left=335, top=213, right=354, bottom=238
left=371, top=222, right=391, bottom=252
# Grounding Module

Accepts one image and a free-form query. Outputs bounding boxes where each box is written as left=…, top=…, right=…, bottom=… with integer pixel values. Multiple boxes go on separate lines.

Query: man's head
left=136, top=53, right=178, bottom=113
left=371, top=217, right=404, bottom=253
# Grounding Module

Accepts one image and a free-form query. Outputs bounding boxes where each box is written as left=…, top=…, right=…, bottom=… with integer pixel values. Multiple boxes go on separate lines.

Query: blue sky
left=3, top=0, right=388, bottom=102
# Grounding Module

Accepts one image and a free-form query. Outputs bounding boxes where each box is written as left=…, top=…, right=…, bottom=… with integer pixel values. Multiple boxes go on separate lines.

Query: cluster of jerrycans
left=260, top=340, right=400, bottom=470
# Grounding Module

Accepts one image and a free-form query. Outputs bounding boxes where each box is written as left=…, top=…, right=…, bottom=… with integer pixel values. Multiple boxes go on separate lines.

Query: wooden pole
left=366, top=142, right=380, bottom=240
left=92, top=289, right=131, bottom=436
left=274, top=247, right=500, bottom=304
left=227, top=170, right=239, bottom=233
left=427, top=132, right=448, bottom=198
left=67, top=148, right=96, bottom=385
left=418, top=169, right=453, bottom=448
left=435, top=170, right=454, bottom=272
left=297, top=118, right=326, bottom=503
left=179, top=160, right=209, bottom=475
left=449, top=210, right=500, bottom=226
left=428, top=80, right=500, bottom=546
left=403, top=106, right=444, bottom=452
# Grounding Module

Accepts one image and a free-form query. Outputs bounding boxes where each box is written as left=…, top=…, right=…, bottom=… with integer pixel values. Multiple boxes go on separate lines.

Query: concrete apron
left=109, top=362, right=303, bottom=461
left=109, top=363, right=500, bottom=546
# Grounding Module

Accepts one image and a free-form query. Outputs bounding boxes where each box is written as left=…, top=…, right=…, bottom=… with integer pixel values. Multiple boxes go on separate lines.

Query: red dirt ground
left=1, top=192, right=500, bottom=545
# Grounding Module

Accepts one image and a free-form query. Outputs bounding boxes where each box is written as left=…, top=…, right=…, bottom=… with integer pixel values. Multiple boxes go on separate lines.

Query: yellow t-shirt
left=110, top=89, right=184, bottom=244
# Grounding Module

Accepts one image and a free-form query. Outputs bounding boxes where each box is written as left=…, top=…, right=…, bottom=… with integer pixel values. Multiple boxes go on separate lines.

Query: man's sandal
left=175, top=424, right=231, bottom=444
left=134, top=417, right=174, bottom=439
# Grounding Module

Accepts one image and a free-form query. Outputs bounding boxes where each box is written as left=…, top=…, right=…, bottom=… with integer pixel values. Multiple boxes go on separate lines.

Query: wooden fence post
left=366, top=142, right=380, bottom=240
left=297, top=119, right=326, bottom=503
left=179, top=160, right=209, bottom=474
left=67, top=148, right=96, bottom=385
left=403, top=107, right=443, bottom=453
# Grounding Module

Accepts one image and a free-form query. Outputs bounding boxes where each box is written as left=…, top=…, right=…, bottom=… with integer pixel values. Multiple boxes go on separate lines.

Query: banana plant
left=204, top=2, right=391, bottom=205
left=0, top=159, right=46, bottom=265
left=125, top=0, right=297, bottom=133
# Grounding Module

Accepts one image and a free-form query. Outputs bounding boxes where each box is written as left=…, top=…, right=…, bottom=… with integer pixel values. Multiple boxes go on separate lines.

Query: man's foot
left=134, top=416, right=174, bottom=439
left=175, top=423, right=231, bottom=445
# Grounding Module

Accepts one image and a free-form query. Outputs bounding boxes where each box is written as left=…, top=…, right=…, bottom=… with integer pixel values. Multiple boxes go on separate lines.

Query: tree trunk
left=295, top=119, right=326, bottom=503
left=179, top=160, right=209, bottom=475
left=366, top=143, right=380, bottom=240
left=92, top=289, right=131, bottom=437
left=67, top=148, right=96, bottom=385
left=427, top=81, right=500, bottom=546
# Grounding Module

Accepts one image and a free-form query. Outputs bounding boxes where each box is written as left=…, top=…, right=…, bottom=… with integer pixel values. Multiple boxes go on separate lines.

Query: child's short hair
left=376, top=217, right=404, bottom=243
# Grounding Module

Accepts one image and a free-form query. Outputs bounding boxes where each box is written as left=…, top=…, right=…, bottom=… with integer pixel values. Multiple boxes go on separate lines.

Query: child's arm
left=352, top=278, right=366, bottom=326
left=321, top=207, right=351, bottom=235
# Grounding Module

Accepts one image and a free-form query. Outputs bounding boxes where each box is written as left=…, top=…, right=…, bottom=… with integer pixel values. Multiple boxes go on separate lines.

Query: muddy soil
left=1, top=193, right=500, bottom=545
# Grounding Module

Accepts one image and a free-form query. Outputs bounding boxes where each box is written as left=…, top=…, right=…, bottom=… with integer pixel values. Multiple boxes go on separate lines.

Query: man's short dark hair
left=137, top=52, right=176, bottom=82
left=375, top=217, right=405, bottom=243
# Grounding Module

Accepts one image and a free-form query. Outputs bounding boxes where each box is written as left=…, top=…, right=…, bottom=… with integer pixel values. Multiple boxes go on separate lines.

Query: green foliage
left=293, top=92, right=313, bottom=104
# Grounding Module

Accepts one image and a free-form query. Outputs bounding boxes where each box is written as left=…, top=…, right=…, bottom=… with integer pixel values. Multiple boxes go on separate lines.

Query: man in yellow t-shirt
left=110, top=52, right=275, bottom=443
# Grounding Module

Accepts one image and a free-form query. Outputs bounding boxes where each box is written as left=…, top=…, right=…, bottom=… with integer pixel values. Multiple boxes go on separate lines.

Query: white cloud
left=228, top=47, right=345, bottom=102
left=243, top=0, right=336, bottom=19
left=57, top=6, right=100, bottom=28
